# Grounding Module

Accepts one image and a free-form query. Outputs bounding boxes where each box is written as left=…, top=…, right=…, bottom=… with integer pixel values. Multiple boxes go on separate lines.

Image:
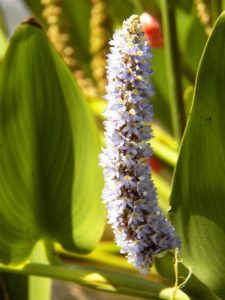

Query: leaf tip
left=21, top=17, right=42, bottom=29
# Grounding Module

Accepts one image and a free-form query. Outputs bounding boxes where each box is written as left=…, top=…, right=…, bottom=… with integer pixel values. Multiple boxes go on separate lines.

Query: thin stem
left=171, top=249, right=179, bottom=300
left=0, top=262, right=169, bottom=300
left=161, top=0, right=186, bottom=143
left=170, top=250, right=192, bottom=300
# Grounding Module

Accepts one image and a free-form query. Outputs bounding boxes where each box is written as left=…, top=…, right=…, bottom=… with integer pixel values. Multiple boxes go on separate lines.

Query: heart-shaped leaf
left=170, top=12, right=225, bottom=298
left=0, top=20, right=105, bottom=265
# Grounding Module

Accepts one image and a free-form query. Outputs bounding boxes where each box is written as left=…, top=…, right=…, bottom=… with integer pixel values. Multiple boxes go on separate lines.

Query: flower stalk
left=100, top=15, right=179, bottom=274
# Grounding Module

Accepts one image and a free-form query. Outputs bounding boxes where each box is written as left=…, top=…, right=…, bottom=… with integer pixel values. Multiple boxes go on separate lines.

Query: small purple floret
left=99, top=15, right=180, bottom=274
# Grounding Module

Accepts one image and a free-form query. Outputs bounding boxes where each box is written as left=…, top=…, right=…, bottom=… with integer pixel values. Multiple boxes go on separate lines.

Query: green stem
left=211, top=0, right=222, bottom=23
left=0, top=262, right=169, bottom=300
left=132, top=0, right=144, bottom=14
left=160, top=0, right=186, bottom=143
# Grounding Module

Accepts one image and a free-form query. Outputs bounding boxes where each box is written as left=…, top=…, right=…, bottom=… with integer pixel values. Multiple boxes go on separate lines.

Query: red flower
left=147, top=156, right=162, bottom=172
left=140, top=13, right=164, bottom=48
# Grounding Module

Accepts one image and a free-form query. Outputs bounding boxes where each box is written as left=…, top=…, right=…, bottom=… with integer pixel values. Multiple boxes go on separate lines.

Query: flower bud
left=140, top=13, right=164, bottom=48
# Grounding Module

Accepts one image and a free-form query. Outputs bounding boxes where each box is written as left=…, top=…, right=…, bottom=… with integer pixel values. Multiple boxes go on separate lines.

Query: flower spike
left=100, top=15, right=180, bottom=274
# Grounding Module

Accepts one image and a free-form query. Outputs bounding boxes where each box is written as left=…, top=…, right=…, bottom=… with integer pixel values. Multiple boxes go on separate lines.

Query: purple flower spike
left=99, top=15, right=180, bottom=274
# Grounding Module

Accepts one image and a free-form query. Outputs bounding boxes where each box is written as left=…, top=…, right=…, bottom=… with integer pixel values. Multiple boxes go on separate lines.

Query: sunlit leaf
left=155, top=254, right=219, bottom=300
left=170, top=12, right=225, bottom=298
left=22, top=0, right=93, bottom=77
left=0, top=4, right=8, bottom=61
left=0, top=27, right=7, bottom=61
left=0, top=20, right=105, bottom=264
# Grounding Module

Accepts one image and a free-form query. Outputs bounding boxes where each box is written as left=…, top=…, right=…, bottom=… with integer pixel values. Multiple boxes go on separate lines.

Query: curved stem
left=160, top=0, right=186, bottom=143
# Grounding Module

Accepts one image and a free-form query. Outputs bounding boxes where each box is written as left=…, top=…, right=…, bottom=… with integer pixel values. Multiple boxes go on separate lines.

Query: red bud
left=147, top=156, right=162, bottom=172
left=140, top=13, right=164, bottom=48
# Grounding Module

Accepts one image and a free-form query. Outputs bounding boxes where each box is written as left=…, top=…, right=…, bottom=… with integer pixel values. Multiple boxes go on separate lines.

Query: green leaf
left=151, top=49, right=173, bottom=132
left=0, top=4, right=8, bottom=61
left=0, top=21, right=105, bottom=264
left=155, top=254, right=220, bottom=300
left=22, top=0, right=93, bottom=78
left=170, top=12, right=225, bottom=298
left=0, top=27, right=7, bottom=61
left=176, top=0, right=193, bottom=12
left=182, top=9, right=207, bottom=74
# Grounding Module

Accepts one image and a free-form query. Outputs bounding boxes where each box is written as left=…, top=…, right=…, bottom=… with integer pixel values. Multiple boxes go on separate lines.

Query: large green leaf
left=22, top=0, right=93, bottom=78
left=170, top=12, right=225, bottom=298
left=0, top=20, right=105, bottom=264
left=155, top=254, right=219, bottom=300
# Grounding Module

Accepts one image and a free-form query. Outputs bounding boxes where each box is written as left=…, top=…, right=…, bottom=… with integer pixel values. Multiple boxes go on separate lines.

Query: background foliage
left=0, top=0, right=225, bottom=299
